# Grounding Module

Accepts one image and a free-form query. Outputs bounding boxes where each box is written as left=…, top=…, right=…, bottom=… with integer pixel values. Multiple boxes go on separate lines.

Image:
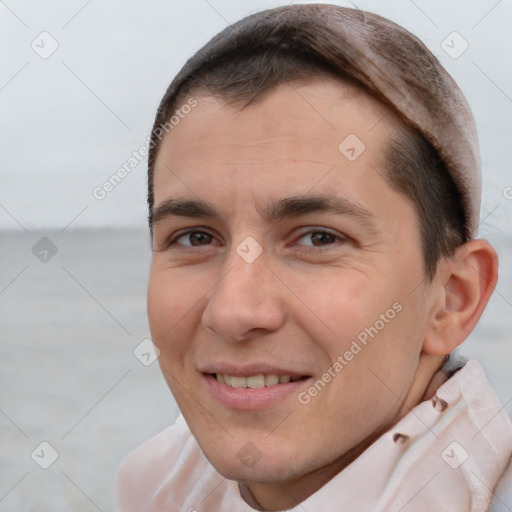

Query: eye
left=168, top=229, right=219, bottom=248
left=295, top=228, right=347, bottom=249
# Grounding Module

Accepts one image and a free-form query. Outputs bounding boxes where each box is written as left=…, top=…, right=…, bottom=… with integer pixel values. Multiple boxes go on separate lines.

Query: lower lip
left=203, top=374, right=310, bottom=411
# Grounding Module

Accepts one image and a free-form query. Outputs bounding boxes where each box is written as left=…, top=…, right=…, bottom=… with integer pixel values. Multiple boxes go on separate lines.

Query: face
left=148, top=78, right=435, bottom=502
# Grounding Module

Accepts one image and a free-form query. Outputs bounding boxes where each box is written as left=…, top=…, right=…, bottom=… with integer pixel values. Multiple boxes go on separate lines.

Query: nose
left=201, top=248, right=285, bottom=343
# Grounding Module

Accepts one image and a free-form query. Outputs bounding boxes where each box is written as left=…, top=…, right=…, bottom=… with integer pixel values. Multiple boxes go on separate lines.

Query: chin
left=198, top=433, right=309, bottom=483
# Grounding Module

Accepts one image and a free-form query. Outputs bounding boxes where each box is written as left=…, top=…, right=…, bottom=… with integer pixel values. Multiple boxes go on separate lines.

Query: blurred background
left=1, top=0, right=511, bottom=510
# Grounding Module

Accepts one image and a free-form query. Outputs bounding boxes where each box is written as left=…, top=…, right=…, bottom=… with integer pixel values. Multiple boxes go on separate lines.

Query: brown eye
left=169, top=230, right=217, bottom=248
left=296, top=229, right=345, bottom=248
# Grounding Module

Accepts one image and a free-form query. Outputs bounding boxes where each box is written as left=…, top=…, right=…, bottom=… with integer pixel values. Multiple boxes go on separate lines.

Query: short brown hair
left=147, top=4, right=467, bottom=279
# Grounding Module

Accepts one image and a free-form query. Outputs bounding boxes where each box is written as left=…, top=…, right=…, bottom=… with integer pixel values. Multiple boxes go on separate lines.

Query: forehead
left=152, top=77, right=406, bottom=209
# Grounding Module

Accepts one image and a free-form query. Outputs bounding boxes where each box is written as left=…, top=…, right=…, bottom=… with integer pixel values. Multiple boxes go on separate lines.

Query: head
left=145, top=4, right=497, bottom=509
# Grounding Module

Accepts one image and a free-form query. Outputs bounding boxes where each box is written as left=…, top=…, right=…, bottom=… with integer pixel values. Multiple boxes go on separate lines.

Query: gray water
left=1, top=229, right=511, bottom=511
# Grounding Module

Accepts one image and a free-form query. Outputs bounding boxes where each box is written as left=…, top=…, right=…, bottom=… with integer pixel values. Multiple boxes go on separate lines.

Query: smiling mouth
left=209, top=373, right=308, bottom=389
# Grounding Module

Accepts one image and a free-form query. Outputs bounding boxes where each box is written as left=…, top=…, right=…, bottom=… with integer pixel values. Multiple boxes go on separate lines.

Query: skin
left=147, top=77, right=497, bottom=510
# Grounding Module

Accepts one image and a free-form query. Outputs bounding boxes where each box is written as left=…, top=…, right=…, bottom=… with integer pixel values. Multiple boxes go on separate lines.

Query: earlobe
left=422, top=239, right=498, bottom=356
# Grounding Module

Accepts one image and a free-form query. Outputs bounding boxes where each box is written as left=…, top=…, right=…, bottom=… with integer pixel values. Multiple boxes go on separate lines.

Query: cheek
left=294, top=268, right=423, bottom=398
left=147, top=274, right=171, bottom=340
left=147, top=267, right=199, bottom=352
left=327, top=293, right=425, bottom=421
left=147, top=270, right=202, bottom=409
left=289, top=268, right=394, bottom=355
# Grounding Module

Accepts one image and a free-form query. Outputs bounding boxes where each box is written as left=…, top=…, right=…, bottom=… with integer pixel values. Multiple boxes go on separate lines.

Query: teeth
left=215, top=373, right=299, bottom=388
left=247, top=375, right=265, bottom=389
left=230, top=376, right=247, bottom=388
left=265, top=374, right=279, bottom=386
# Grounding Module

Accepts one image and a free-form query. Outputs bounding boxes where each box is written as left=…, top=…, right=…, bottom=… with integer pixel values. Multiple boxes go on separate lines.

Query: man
left=115, top=4, right=512, bottom=510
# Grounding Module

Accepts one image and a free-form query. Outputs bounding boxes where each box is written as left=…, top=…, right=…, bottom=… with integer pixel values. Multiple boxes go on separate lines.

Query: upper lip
left=199, top=363, right=310, bottom=379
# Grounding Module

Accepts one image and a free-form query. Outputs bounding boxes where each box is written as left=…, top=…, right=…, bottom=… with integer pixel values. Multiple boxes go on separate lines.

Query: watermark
left=32, top=236, right=58, bottom=263
left=31, top=31, right=59, bottom=59
left=503, top=186, right=512, bottom=200
left=236, top=236, right=263, bottom=263
left=31, top=441, right=59, bottom=469
left=298, top=301, right=403, bottom=405
left=133, top=338, right=160, bottom=366
left=237, top=442, right=262, bottom=468
left=92, top=97, right=198, bottom=200
left=441, top=441, right=468, bottom=469
left=441, top=31, right=469, bottom=59
left=338, top=133, right=366, bottom=161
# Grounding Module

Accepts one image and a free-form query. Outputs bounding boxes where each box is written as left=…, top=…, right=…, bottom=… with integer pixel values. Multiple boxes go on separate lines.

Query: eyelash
left=166, top=227, right=348, bottom=253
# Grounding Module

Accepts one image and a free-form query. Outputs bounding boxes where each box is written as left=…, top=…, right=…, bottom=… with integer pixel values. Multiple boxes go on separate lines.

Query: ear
left=422, top=239, right=498, bottom=356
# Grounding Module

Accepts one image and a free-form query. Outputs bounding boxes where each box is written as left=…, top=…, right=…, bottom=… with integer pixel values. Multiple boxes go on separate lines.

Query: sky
left=1, top=0, right=511, bottom=237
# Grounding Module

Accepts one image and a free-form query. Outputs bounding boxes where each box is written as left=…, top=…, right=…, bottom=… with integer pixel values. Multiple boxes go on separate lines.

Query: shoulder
left=489, top=453, right=512, bottom=510
left=114, top=414, right=212, bottom=511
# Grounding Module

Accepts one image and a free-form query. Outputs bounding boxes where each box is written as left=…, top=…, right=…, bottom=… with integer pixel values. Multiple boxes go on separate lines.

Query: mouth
left=209, top=373, right=308, bottom=389
left=202, top=369, right=312, bottom=411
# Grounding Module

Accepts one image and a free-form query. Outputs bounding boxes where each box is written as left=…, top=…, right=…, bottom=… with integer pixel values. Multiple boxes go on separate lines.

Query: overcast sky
left=1, top=0, right=511, bottom=237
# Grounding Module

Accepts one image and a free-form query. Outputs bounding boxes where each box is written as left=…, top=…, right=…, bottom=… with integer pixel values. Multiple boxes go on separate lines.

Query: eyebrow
left=152, top=194, right=376, bottom=229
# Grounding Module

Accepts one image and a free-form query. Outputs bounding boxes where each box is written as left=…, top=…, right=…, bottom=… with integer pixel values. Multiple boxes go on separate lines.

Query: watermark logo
left=236, top=236, right=263, bottom=264
left=338, top=134, right=366, bottom=162
left=237, top=442, right=262, bottom=468
left=32, top=237, right=58, bottom=263
left=31, top=31, right=59, bottom=59
left=441, top=31, right=469, bottom=59
left=31, top=441, right=59, bottom=469
left=441, top=441, right=468, bottom=469
left=133, top=338, right=160, bottom=366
